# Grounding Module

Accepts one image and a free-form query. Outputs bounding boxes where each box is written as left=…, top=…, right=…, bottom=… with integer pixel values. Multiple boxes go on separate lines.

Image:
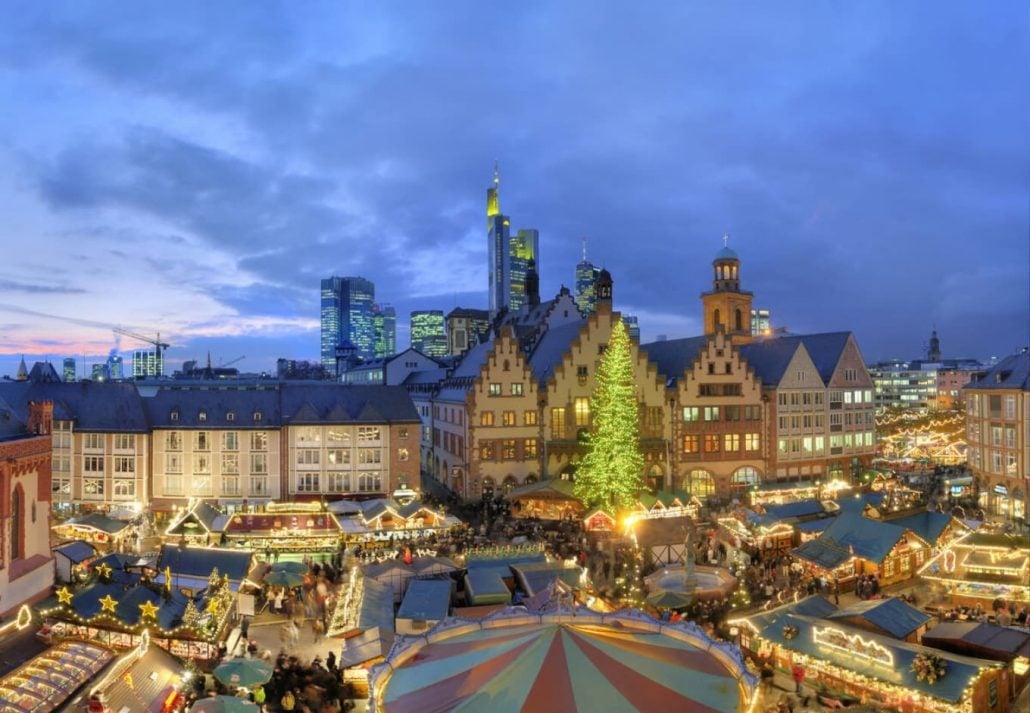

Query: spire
left=486, top=161, right=501, bottom=217
left=16, top=355, right=28, bottom=381
left=493, top=159, right=499, bottom=188
left=581, top=236, right=588, bottom=262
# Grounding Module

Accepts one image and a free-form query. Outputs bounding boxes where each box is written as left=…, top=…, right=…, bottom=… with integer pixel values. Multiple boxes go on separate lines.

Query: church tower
left=700, top=235, right=754, bottom=344
left=928, top=328, right=941, bottom=362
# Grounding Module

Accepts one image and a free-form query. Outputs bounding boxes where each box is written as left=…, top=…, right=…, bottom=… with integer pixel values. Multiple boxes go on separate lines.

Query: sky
left=0, top=2, right=1027, bottom=379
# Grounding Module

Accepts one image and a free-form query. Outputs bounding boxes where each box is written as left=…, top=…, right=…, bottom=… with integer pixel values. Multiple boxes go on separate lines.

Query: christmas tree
left=574, top=318, right=645, bottom=512
left=181, top=600, right=202, bottom=629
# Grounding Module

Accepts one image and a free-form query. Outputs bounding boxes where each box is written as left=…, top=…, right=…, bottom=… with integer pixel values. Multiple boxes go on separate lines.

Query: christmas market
left=52, top=513, right=134, bottom=550
left=506, top=478, right=585, bottom=520
left=0, top=640, right=114, bottom=713
left=222, top=502, right=344, bottom=554
left=919, top=532, right=1030, bottom=608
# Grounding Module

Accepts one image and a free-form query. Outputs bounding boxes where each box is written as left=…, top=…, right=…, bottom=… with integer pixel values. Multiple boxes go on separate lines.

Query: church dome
left=714, top=245, right=739, bottom=262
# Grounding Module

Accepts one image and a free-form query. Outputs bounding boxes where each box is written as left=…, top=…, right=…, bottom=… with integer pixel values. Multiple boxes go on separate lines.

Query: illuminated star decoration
left=57, top=587, right=74, bottom=605
left=96, top=563, right=113, bottom=579
left=99, top=594, right=119, bottom=614
left=138, top=599, right=160, bottom=620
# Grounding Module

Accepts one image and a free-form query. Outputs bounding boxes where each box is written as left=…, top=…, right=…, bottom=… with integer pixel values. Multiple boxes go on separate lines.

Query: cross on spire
left=723, top=233, right=729, bottom=248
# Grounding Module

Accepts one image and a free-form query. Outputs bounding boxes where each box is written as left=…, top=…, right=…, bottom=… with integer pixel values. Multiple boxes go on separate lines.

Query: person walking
left=791, top=661, right=806, bottom=695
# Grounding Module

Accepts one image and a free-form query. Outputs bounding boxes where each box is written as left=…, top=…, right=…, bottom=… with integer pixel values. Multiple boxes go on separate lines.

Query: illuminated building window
left=524, top=410, right=538, bottom=425
left=683, top=435, right=700, bottom=454
left=574, top=398, right=590, bottom=427
left=503, top=410, right=516, bottom=426
left=481, top=411, right=495, bottom=426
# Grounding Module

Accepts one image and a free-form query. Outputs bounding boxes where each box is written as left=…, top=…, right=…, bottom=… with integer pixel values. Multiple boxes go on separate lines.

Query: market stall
left=224, top=504, right=343, bottom=554
left=53, top=540, right=99, bottom=584
left=52, top=514, right=132, bottom=550
left=749, top=479, right=852, bottom=507
left=0, top=640, right=114, bottom=713
left=163, top=499, right=229, bottom=547
left=919, top=532, right=1030, bottom=608
left=506, top=479, right=584, bottom=521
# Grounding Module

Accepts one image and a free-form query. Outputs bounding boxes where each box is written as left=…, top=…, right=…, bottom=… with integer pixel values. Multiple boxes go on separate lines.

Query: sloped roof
left=824, top=597, right=931, bottom=639
left=761, top=499, right=828, bottom=521
left=638, top=336, right=709, bottom=385
left=157, top=544, right=253, bottom=583
left=793, top=536, right=853, bottom=570
left=20, top=381, right=150, bottom=431
left=887, top=511, right=961, bottom=546
left=963, top=350, right=1030, bottom=392
left=921, top=622, right=1030, bottom=661
left=741, top=332, right=853, bottom=385
left=52, top=540, right=97, bottom=563
left=815, top=512, right=912, bottom=564
left=0, top=392, right=28, bottom=441
left=56, top=513, right=132, bottom=535
left=449, top=341, right=494, bottom=379
left=397, top=578, right=452, bottom=621
left=280, top=384, right=419, bottom=423
left=527, top=321, right=587, bottom=385
left=142, top=385, right=281, bottom=428
left=506, top=478, right=579, bottom=501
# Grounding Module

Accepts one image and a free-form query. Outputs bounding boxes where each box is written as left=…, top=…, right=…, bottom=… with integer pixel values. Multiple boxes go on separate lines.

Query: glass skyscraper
left=321, top=276, right=377, bottom=366
left=373, top=303, right=397, bottom=358
left=487, top=165, right=539, bottom=316
left=575, top=238, right=601, bottom=315
left=410, top=310, right=448, bottom=357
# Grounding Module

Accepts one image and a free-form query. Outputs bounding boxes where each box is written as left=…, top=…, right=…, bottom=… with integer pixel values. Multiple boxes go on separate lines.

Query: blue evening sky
left=0, top=2, right=1026, bottom=378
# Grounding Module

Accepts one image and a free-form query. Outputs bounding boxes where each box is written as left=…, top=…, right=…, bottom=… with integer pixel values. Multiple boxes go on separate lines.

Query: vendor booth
left=224, top=503, right=343, bottom=554
left=506, top=479, right=584, bottom=520
left=919, top=532, right=1030, bottom=608
left=749, top=479, right=852, bottom=507
left=52, top=514, right=132, bottom=550
left=0, top=640, right=114, bottom=713
left=163, top=499, right=229, bottom=546
left=53, top=540, right=98, bottom=584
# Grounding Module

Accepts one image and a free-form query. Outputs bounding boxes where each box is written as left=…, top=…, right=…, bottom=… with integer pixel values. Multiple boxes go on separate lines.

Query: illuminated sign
left=812, top=626, right=893, bottom=667
left=993, top=485, right=1008, bottom=496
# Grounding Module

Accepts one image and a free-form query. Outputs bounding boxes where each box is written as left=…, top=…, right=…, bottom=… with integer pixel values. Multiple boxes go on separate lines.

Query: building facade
left=963, top=350, right=1029, bottom=521
left=0, top=399, right=55, bottom=617
left=445, top=307, right=490, bottom=356
left=575, top=238, right=602, bottom=315
left=321, top=275, right=377, bottom=366
left=373, top=303, right=397, bottom=359
left=486, top=165, right=539, bottom=317
left=410, top=310, right=447, bottom=358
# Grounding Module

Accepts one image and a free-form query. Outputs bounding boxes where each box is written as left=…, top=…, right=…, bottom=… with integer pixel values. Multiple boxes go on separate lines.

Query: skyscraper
left=320, top=276, right=377, bottom=365
left=410, top=310, right=448, bottom=357
left=373, top=304, right=397, bottom=359
left=575, top=237, right=601, bottom=315
left=487, top=164, right=539, bottom=316
left=63, top=357, right=76, bottom=382
left=132, top=350, right=163, bottom=377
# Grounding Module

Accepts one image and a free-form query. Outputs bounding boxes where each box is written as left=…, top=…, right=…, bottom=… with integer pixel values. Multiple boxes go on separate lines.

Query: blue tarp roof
left=793, top=536, right=852, bottom=570
left=397, top=579, right=452, bottom=622
left=835, top=492, right=886, bottom=514
left=157, top=544, right=253, bottom=583
left=825, top=597, right=932, bottom=639
left=888, top=511, right=958, bottom=547
left=53, top=540, right=96, bottom=563
left=762, top=499, right=827, bottom=520
left=815, top=513, right=911, bottom=564
left=794, top=518, right=833, bottom=534
left=464, top=569, right=511, bottom=605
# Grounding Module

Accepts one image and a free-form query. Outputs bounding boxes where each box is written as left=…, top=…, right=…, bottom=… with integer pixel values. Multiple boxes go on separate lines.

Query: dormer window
left=170, top=411, right=179, bottom=422
left=226, top=412, right=235, bottom=422
left=253, top=411, right=262, bottom=422
left=198, top=411, right=207, bottom=422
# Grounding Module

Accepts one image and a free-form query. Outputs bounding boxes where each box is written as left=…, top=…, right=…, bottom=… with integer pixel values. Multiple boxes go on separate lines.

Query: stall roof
left=338, top=626, right=392, bottom=669
left=224, top=511, right=341, bottom=533
left=156, top=544, right=254, bottom=584
left=761, top=499, right=828, bottom=521
left=464, top=569, right=511, bottom=606
left=812, top=513, right=915, bottom=565
left=397, top=579, right=452, bottom=622
left=834, top=492, right=886, bottom=514
left=52, top=540, right=96, bottom=563
left=54, top=513, right=130, bottom=535
left=95, top=642, right=183, bottom=712
left=510, top=562, right=583, bottom=597
left=887, top=511, right=962, bottom=546
left=824, top=597, right=931, bottom=639
left=506, top=478, right=579, bottom=501
left=166, top=500, right=229, bottom=535
left=792, top=536, right=852, bottom=570
left=794, top=518, right=833, bottom=535
left=921, top=622, right=1030, bottom=662
left=0, top=640, right=114, bottom=713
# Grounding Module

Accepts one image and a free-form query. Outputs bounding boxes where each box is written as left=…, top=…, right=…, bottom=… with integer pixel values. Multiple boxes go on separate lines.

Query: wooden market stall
left=0, top=640, right=114, bottom=713
left=223, top=503, right=343, bottom=554
left=52, top=514, right=132, bottom=550
left=506, top=479, right=584, bottom=521
left=919, top=532, right=1030, bottom=609
left=163, top=499, right=229, bottom=547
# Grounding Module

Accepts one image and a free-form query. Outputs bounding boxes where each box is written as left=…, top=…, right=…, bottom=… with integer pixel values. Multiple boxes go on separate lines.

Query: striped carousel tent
left=369, top=608, right=757, bottom=713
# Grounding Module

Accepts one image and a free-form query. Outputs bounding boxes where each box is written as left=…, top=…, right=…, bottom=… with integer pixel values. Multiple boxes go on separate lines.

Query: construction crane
left=112, top=327, right=171, bottom=364
left=220, top=355, right=245, bottom=368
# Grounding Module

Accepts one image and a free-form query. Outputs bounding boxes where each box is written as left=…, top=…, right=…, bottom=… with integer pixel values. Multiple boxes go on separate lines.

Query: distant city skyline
left=0, top=3, right=1026, bottom=378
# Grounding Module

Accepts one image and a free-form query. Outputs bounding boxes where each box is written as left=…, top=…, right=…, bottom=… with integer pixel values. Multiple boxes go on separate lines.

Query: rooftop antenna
left=581, top=236, right=587, bottom=262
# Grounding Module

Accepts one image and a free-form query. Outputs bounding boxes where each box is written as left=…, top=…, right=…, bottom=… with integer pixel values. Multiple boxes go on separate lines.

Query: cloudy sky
left=0, top=2, right=1026, bottom=379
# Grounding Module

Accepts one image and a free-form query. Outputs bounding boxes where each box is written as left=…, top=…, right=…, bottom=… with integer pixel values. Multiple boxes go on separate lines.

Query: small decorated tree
left=181, top=600, right=202, bottom=629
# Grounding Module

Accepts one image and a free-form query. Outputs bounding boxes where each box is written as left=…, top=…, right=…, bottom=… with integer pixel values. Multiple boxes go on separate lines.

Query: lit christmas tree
left=181, top=600, right=202, bottom=629
left=574, top=319, right=645, bottom=512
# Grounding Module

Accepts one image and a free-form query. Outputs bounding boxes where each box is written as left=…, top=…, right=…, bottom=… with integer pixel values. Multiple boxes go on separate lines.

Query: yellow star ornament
left=138, top=600, right=160, bottom=620
left=99, top=594, right=119, bottom=614
left=96, top=563, right=113, bottom=579
left=57, top=587, right=74, bottom=605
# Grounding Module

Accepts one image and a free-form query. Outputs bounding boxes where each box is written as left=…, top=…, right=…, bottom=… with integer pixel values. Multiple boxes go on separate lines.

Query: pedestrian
left=791, top=662, right=805, bottom=695
left=280, top=689, right=296, bottom=712
left=313, top=617, right=325, bottom=643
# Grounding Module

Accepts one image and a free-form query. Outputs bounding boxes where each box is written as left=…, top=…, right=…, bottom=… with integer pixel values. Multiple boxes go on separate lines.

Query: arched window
left=524, top=474, right=538, bottom=484
left=11, top=484, right=25, bottom=561
left=687, top=469, right=716, bottom=498
left=502, top=475, right=518, bottom=494
left=559, top=464, right=577, bottom=482
left=734, top=309, right=743, bottom=331
left=481, top=477, right=496, bottom=498
left=828, top=462, right=844, bottom=480
left=647, top=464, right=665, bottom=494
left=713, top=309, right=722, bottom=328
left=731, top=466, right=760, bottom=491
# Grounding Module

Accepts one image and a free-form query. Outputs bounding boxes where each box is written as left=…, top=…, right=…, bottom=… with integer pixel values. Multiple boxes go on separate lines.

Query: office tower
left=575, top=237, right=602, bottom=315
left=750, top=308, right=771, bottom=337
left=486, top=164, right=539, bottom=316
left=107, top=353, right=123, bottom=380
left=132, top=350, right=163, bottom=377
left=63, top=357, right=76, bottom=382
left=91, top=363, right=106, bottom=381
left=622, top=315, right=640, bottom=342
left=410, top=310, right=448, bottom=357
left=446, top=307, right=491, bottom=356
left=320, top=276, right=377, bottom=365
left=373, top=304, right=397, bottom=359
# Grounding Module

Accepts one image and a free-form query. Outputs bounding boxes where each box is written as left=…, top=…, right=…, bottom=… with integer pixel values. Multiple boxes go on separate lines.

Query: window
left=745, top=433, right=760, bottom=451
left=577, top=365, right=588, bottom=385
left=166, top=453, right=182, bottom=473
left=1004, top=395, right=1016, bottom=419
left=489, top=383, right=502, bottom=396
left=114, top=434, right=134, bottom=450
left=704, top=434, right=720, bottom=453
left=481, top=442, right=495, bottom=460
left=732, top=467, right=760, bottom=488
left=687, top=470, right=715, bottom=497
left=524, top=439, right=538, bottom=458
left=503, top=410, right=517, bottom=426
left=398, top=447, right=409, bottom=462
left=250, top=475, right=267, bottom=495
left=682, top=435, right=700, bottom=454
left=84, top=478, right=105, bottom=497
left=803, top=437, right=813, bottom=453
left=358, top=472, right=382, bottom=492
left=194, top=454, right=211, bottom=473
left=358, top=448, right=382, bottom=465
left=166, top=474, right=183, bottom=495
left=327, top=472, right=350, bottom=492
left=251, top=431, right=268, bottom=451
left=253, top=411, right=263, bottom=422
left=725, top=406, right=740, bottom=421
left=574, top=398, right=590, bottom=427
left=703, top=407, right=720, bottom=421
left=84, top=433, right=104, bottom=450
left=502, top=439, right=516, bottom=459
left=195, top=431, right=209, bottom=450
left=481, top=411, right=495, bottom=427
left=84, top=455, right=104, bottom=473
left=524, top=410, right=538, bottom=426
left=113, top=456, right=134, bottom=474
left=399, top=427, right=409, bottom=439
left=221, top=477, right=239, bottom=496
left=511, top=383, right=523, bottom=396
left=724, top=434, right=740, bottom=451
left=198, top=410, right=207, bottom=422
left=226, top=412, right=235, bottom=422
left=327, top=428, right=351, bottom=443
left=222, top=432, right=239, bottom=451
left=682, top=407, right=700, bottom=422
left=551, top=407, right=566, bottom=439
left=222, top=453, right=239, bottom=474
left=746, top=405, right=762, bottom=420
left=297, top=427, right=321, bottom=445
left=297, top=449, right=321, bottom=467
left=358, top=426, right=381, bottom=442
left=113, top=480, right=135, bottom=498
left=327, top=449, right=350, bottom=466
left=297, top=473, right=320, bottom=492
